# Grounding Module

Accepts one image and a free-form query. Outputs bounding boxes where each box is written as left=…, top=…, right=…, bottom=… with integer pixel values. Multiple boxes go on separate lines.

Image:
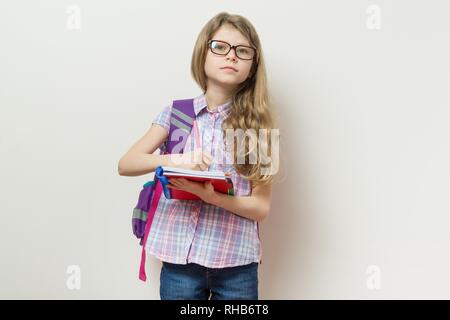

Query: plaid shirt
left=145, top=93, right=262, bottom=268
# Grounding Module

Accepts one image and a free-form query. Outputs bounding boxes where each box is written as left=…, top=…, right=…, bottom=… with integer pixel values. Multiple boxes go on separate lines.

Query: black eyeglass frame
left=207, top=39, right=257, bottom=61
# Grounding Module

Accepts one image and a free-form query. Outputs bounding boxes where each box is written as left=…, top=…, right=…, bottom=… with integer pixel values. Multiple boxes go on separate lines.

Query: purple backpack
left=132, top=98, right=196, bottom=281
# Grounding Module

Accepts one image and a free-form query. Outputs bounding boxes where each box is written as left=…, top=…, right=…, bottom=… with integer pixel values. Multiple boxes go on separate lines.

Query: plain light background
left=1, top=0, right=449, bottom=299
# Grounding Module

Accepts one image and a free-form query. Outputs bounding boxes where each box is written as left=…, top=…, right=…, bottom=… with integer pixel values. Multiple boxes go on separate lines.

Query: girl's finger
left=174, top=178, right=184, bottom=185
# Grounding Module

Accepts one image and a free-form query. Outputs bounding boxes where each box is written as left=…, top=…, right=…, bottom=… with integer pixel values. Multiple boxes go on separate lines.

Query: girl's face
left=204, top=25, right=255, bottom=90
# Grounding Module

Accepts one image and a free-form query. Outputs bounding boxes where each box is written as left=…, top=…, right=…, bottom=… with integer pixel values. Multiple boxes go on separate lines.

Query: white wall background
left=1, top=0, right=449, bottom=299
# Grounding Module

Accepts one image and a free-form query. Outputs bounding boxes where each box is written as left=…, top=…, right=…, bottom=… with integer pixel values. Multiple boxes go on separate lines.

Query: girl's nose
left=226, top=48, right=238, bottom=61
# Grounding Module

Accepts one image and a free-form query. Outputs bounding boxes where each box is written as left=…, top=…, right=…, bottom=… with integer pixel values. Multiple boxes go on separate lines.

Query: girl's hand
left=167, top=178, right=216, bottom=203
left=169, top=148, right=213, bottom=171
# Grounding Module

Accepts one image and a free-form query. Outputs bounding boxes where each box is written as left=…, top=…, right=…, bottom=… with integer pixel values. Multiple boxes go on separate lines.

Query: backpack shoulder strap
left=166, top=98, right=196, bottom=154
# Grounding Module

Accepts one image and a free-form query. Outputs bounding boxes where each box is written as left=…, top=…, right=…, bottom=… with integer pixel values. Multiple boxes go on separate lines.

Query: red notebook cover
left=165, top=175, right=234, bottom=200
left=157, top=166, right=234, bottom=200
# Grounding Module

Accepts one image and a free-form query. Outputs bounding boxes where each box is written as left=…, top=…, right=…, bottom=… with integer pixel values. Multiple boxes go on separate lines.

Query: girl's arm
left=118, top=124, right=212, bottom=176
left=118, top=124, right=171, bottom=176
left=168, top=179, right=273, bottom=222
left=209, top=182, right=272, bottom=222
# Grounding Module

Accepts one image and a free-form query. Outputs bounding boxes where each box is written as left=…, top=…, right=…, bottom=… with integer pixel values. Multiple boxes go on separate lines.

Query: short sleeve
left=152, top=104, right=172, bottom=133
left=151, top=104, right=172, bottom=153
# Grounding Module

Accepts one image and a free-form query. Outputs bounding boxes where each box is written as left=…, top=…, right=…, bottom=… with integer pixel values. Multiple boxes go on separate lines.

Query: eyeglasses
left=207, top=39, right=257, bottom=61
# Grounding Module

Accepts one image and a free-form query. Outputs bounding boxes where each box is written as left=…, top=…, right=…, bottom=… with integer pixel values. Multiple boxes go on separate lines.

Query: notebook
left=155, top=166, right=234, bottom=200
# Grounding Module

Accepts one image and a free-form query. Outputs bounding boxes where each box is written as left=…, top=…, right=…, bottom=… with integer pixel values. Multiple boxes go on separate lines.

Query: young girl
left=118, top=12, right=278, bottom=300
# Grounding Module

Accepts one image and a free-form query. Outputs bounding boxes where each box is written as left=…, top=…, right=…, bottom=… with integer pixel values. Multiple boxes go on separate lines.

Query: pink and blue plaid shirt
left=145, top=93, right=262, bottom=268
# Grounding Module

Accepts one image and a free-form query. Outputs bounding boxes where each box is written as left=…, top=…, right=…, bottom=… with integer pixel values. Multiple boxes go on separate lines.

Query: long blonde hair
left=191, top=12, right=279, bottom=187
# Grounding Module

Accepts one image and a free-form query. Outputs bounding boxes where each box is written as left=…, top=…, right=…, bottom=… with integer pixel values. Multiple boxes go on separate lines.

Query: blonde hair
left=191, top=12, right=280, bottom=187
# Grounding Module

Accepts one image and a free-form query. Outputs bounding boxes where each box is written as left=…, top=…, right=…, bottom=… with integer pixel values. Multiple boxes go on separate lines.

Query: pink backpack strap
left=139, top=180, right=163, bottom=281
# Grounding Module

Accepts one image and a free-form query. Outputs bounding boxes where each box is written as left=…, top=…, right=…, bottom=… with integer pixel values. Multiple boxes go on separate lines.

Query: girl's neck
left=204, top=87, right=233, bottom=111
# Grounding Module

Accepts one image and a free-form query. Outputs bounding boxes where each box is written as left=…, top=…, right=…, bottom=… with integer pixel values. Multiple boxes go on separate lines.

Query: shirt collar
left=194, top=93, right=232, bottom=117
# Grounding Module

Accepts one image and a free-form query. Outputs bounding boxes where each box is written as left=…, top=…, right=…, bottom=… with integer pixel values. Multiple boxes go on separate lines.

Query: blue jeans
left=159, top=261, right=259, bottom=300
